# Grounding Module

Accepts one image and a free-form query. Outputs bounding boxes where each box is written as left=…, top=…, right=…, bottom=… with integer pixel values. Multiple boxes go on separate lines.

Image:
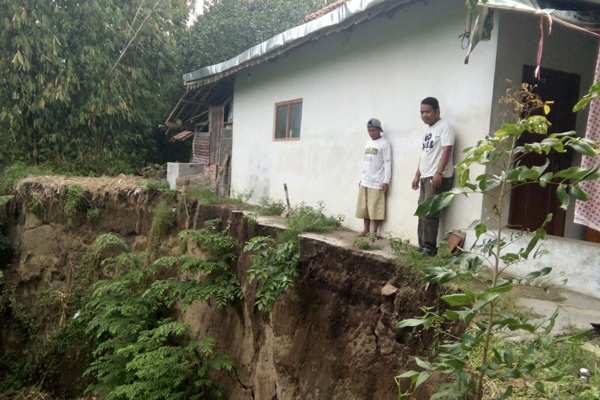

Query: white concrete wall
left=498, top=231, right=600, bottom=297
left=230, top=0, right=498, bottom=243
left=167, top=162, right=205, bottom=189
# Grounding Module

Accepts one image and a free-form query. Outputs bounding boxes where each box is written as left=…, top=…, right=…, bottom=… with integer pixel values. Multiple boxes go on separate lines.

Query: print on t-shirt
left=365, top=147, right=379, bottom=155
left=422, top=133, right=434, bottom=150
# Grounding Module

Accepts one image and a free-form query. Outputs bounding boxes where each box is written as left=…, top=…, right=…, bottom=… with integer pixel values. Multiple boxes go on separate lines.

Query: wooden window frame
left=273, top=98, right=302, bottom=141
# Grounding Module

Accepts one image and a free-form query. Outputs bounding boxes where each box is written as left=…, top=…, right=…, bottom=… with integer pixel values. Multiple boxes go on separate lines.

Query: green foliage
left=286, top=201, right=344, bottom=234
left=182, top=0, right=338, bottom=72
left=64, top=184, right=84, bottom=228
left=186, top=187, right=223, bottom=204
left=83, top=229, right=236, bottom=400
left=0, top=0, right=192, bottom=173
left=574, top=80, right=600, bottom=111
left=397, top=84, right=600, bottom=399
left=87, top=207, right=100, bottom=223
left=229, top=189, right=254, bottom=207
left=139, top=179, right=171, bottom=193
left=185, top=187, right=253, bottom=208
left=353, top=233, right=381, bottom=250
left=243, top=236, right=300, bottom=311
left=0, top=163, right=48, bottom=193
left=150, top=197, right=177, bottom=248
left=256, top=196, right=286, bottom=216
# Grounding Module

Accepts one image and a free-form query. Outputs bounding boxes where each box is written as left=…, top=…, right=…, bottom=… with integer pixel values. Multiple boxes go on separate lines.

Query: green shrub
left=83, top=235, right=234, bottom=400
left=185, top=187, right=221, bottom=204
left=186, top=187, right=253, bottom=208
left=86, top=207, right=99, bottom=223
left=286, top=201, right=344, bottom=234
left=150, top=197, right=177, bottom=248
left=243, top=236, right=300, bottom=311
left=138, top=178, right=170, bottom=192
left=64, top=184, right=84, bottom=228
left=0, top=163, right=48, bottom=193
left=353, top=234, right=380, bottom=250
left=228, top=189, right=253, bottom=207
left=256, top=196, right=286, bottom=216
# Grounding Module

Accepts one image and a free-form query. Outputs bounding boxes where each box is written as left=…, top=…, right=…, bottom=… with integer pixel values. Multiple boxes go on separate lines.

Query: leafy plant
left=574, top=80, right=600, bottom=111
left=138, top=179, right=171, bottom=192
left=63, top=184, right=84, bottom=228
left=396, top=84, right=600, bottom=399
left=83, top=231, right=235, bottom=400
left=185, top=187, right=223, bottom=204
left=150, top=196, right=177, bottom=248
left=353, top=233, right=381, bottom=250
left=256, top=196, right=286, bottom=216
left=286, top=201, right=344, bottom=234
left=243, top=236, right=300, bottom=311
left=0, top=163, right=49, bottom=193
left=229, top=189, right=253, bottom=207
left=0, top=195, right=14, bottom=206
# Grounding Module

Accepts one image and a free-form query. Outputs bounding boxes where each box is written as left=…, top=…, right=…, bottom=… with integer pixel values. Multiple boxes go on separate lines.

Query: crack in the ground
left=233, top=366, right=255, bottom=400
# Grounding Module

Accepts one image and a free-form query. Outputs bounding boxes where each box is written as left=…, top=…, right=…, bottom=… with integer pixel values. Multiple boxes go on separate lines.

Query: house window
left=274, top=99, right=302, bottom=140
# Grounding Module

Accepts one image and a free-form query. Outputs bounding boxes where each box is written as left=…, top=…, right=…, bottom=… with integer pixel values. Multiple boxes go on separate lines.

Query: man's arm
left=431, top=145, right=453, bottom=188
left=382, top=142, right=392, bottom=194
left=412, top=167, right=421, bottom=190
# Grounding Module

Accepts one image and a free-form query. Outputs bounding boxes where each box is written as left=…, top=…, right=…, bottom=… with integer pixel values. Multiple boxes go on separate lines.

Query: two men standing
left=356, top=98, right=455, bottom=254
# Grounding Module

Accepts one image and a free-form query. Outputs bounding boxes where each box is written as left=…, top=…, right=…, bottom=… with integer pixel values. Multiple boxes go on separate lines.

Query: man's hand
left=382, top=183, right=389, bottom=195
left=411, top=176, right=420, bottom=190
left=432, top=173, right=442, bottom=188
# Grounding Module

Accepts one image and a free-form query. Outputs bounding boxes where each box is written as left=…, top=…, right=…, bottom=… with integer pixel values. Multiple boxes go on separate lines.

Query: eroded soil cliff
left=1, top=177, right=444, bottom=399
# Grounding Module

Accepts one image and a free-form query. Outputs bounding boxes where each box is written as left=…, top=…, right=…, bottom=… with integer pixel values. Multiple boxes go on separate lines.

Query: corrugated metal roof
left=183, top=0, right=600, bottom=88
left=183, top=0, right=416, bottom=87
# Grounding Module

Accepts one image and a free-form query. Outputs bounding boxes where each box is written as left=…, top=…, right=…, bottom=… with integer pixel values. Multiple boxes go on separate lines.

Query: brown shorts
left=355, top=185, right=386, bottom=220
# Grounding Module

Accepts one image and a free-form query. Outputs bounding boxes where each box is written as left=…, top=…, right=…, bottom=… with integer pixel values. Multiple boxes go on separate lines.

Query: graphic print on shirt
left=365, top=147, right=379, bottom=155
left=422, top=133, right=434, bottom=150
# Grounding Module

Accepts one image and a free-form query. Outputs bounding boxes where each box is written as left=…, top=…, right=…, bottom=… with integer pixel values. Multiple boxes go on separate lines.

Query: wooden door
left=508, top=65, right=581, bottom=236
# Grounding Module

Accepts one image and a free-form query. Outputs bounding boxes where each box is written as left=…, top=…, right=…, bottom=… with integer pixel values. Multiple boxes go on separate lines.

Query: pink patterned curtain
left=574, top=44, right=600, bottom=232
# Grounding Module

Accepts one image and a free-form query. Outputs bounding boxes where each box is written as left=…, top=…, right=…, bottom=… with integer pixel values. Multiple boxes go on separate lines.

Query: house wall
left=489, top=10, right=599, bottom=239
left=484, top=11, right=600, bottom=296
left=231, top=0, right=498, bottom=241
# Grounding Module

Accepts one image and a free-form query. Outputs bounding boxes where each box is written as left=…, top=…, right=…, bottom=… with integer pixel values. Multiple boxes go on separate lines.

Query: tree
left=0, top=1, right=192, bottom=173
left=181, top=0, right=338, bottom=73
left=396, top=84, right=600, bottom=399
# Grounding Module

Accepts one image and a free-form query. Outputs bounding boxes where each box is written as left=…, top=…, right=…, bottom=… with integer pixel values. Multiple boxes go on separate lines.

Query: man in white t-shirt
left=411, top=97, right=455, bottom=256
left=356, top=118, right=392, bottom=238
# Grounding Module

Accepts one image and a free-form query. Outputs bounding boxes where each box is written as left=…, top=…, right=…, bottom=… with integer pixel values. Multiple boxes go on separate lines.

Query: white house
left=166, top=0, right=600, bottom=296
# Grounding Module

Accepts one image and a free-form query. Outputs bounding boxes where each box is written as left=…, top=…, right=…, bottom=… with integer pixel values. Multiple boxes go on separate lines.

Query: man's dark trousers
left=418, top=176, right=453, bottom=252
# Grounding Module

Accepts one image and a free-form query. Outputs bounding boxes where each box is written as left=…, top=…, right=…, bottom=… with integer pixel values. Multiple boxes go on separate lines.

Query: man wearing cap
left=411, top=97, right=455, bottom=256
left=356, top=118, right=392, bottom=238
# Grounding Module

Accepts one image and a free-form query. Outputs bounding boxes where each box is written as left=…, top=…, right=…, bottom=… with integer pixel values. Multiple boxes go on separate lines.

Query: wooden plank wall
left=191, top=132, right=210, bottom=164
left=209, top=106, right=224, bottom=165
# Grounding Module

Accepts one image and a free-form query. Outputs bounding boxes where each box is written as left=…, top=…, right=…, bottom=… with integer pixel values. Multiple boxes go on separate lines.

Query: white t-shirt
left=419, top=119, right=455, bottom=178
left=360, top=137, right=392, bottom=189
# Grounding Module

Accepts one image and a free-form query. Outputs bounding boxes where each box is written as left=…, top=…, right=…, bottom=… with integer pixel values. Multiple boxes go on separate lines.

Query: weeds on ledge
left=353, top=233, right=380, bottom=250
left=185, top=187, right=253, bottom=208
left=286, top=201, right=344, bottom=234
left=256, top=196, right=286, bottom=216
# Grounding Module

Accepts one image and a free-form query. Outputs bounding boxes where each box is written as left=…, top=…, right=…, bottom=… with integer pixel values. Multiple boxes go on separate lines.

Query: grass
left=353, top=233, right=381, bottom=250
left=467, top=334, right=600, bottom=399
